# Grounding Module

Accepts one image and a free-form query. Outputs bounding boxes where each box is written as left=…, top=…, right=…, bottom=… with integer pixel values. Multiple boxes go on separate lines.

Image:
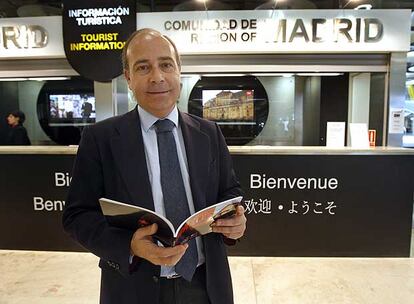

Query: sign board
left=0, top=10, right=411, bottom=59
left=227, top=154, right=414, bottom=257
left=0, top=16, right=63, bottom=59
left=349, top=123, right=370, bottom=148
left=389, top=108, right=405, bottom=134
left=137, top=10, right=411, bottom=54
left=0, top=155, right=80, bottom=251
left=0, top=153, right=413, bottom=257
left=62, top=0, right=136, bottom=82
left=369, top=129, right=376, bottom=147
left=326, top=122, right=345, bottom=148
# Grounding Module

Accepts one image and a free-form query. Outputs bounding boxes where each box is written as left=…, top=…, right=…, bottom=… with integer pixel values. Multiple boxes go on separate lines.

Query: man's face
left=124, top=33, right=181, bottom=118
left=7, top=114, right=19, bottom=126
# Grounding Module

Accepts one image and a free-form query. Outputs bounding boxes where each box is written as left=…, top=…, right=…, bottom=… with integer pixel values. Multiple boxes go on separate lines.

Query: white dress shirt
left=137, top=105, right=205, bottom=278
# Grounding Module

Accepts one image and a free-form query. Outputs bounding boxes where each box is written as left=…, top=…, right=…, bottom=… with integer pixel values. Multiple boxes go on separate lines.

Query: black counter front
left=0, top=147, right=413, bottom=257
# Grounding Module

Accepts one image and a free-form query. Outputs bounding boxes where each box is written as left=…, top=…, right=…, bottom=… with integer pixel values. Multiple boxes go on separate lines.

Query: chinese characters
left=244, top=199, right=337, bottom=215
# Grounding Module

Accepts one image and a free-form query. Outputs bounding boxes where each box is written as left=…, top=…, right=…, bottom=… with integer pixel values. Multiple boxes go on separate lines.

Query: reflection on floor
left=0, top=233, right=413, bottom=304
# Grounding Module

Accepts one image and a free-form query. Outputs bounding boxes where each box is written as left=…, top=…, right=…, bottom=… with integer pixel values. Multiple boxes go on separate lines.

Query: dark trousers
left=159, top=265, right=211, bottom=304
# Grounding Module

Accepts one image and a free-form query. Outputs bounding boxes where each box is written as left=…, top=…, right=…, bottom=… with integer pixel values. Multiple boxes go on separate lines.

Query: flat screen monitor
left=188, top=76, right=269, bottom=145
left=48, top=93, right=95, bottom=126
left=202, top=89, right=255, bottom=124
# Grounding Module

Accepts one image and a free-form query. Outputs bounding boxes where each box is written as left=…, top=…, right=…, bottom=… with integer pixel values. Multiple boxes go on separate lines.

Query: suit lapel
left=110, top=108, right=154, bottom=210
left=180, top=112, right=210, bottom=212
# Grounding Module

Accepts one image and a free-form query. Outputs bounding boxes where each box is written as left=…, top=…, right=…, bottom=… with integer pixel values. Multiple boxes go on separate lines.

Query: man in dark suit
left=62, top=28, right=246, bottom=304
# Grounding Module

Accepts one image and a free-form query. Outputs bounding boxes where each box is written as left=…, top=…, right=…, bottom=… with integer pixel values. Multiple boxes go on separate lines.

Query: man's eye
left=160, top=62, right=175, bottom=72
left=136, top=65, right=149, bottom=73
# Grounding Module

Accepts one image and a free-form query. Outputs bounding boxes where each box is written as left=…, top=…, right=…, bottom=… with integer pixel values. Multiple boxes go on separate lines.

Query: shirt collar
left=137, top=105, right=179, bottom=132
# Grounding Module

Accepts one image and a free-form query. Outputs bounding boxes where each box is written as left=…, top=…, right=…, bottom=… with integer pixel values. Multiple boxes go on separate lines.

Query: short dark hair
left=121, top=28, right=181, bottom=71
left=11, top=110, right=26, bottom=124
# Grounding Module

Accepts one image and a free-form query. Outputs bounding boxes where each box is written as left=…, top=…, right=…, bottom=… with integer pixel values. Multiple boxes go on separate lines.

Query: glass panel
left=121, top=71, right=387, bottom=147
left=0, top=76, right=94, bottom=145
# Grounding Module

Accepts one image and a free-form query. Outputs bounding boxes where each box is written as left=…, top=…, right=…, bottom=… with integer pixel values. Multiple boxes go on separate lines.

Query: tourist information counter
left=0, top=146, right=412, bottom=257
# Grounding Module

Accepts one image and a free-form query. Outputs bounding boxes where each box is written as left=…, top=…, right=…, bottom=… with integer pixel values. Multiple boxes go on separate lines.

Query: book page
left=99, top=198, right=175, bottom=246
left=174, top=196, right=243, bottom=245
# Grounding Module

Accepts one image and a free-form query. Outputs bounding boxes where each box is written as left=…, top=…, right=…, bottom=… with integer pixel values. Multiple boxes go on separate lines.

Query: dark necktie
left=154, top=119, right=198, bottom=282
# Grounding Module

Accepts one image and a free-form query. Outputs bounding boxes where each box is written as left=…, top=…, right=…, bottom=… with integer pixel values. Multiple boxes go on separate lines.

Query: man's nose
left=149, top=66, right=165, bottom=83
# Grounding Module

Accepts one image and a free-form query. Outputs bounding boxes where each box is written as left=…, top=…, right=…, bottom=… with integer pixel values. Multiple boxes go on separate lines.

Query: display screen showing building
left=202, top=89, right=254, bottom=122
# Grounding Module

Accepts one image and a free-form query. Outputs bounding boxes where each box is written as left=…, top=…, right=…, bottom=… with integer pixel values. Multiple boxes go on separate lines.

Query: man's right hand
left=130, top=223, right=188, bottom=266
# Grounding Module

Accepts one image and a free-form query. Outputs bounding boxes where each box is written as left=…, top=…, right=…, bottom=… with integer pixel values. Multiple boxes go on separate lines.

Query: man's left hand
left=211, top=205, right=246, bottom=240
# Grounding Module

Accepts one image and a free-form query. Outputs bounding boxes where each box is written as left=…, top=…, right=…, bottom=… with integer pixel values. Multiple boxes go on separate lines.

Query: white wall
left=347, top=73, right=371, bottom=144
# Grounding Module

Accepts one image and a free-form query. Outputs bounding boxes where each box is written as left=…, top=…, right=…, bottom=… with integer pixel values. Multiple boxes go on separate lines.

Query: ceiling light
left=251, top=73, right=293, bottom=77
left=297, top=73, right=343, bottom=76
left=0, top=77, right=71, bottom=82
left=355, top=4, right=372, bottom=10
left=0, top=78, right=28, bottom=81
left=28, top=77, right=70, bottom=81
left=342, top=0, right=359, bottom=9
left=201, top=74, right=247, bottom=77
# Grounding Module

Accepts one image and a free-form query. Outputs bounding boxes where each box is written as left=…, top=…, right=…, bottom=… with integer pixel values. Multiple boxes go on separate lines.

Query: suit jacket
left=62, top=107, right=243, bottom=304
left=6, top=125, right=31, bottom=145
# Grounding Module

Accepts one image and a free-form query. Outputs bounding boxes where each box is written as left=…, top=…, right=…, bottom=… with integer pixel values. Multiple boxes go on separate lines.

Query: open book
left=99, top=196, right=243, bottom=247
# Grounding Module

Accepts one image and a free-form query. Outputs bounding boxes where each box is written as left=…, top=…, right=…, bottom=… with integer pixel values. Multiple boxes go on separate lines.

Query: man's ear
left=124, top=69, right=131, bottom=87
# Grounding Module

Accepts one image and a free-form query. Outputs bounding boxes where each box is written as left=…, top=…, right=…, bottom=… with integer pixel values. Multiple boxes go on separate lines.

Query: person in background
left=5, top=110, right=31, bottom=145
left=81, top=96, right=93, bottom=118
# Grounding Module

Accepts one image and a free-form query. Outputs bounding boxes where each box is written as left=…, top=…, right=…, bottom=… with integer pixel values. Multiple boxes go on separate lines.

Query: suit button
left=152, top=276, right=159, bottom=283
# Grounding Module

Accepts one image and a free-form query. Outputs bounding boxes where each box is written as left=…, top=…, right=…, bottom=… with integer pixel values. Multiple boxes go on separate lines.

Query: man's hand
left=130, top=223, right=188, bottom=266
left=211, top=205, right=246, bottom=240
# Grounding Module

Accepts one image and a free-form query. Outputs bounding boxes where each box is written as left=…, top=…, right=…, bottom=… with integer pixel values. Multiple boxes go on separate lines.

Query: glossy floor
left=0, top=236, right=413, bottom=304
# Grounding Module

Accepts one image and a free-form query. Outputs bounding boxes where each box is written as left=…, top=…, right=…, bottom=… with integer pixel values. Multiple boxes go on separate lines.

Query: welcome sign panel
left=0, top=153, right=412, bottom=256
left=228, top=154, right=414, bottom=257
